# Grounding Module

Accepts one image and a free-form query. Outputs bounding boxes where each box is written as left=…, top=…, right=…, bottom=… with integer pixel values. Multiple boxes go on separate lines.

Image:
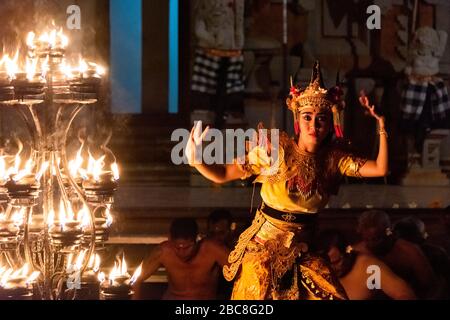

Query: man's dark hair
left=357, top=210, right=391, bottom=233
left=170, top=218, right=198, bottom=240
left=317, top=229, right=349, bottom=254
left=393, top=217, right=425, bottom=244
left=208, top=209, right=232, bottom=226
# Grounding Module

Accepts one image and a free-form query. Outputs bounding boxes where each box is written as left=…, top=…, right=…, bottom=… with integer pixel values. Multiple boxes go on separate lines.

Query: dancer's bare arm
left=358, top=92, right=388, bottom=178
left=186, top=121, right=245, bottom=183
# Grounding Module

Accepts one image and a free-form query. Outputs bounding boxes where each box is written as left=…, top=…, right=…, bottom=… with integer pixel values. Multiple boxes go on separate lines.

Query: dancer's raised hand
left=185, top=121, right=209, bottom=166
left=359, top=90, right=385, bottom=126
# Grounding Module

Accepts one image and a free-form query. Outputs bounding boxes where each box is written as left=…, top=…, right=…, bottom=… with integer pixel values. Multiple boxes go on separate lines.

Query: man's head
left=357, top=210, right=393, bottom=255
left=170, top=218, right=199, bottom=261
left=207, top=209, right=232, bottom=243
left=393, top=216, right=426, bottom=245
left=317, top=229, right=349, bottom=275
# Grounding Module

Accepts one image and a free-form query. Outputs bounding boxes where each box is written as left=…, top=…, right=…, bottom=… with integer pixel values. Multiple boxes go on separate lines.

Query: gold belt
left=201, top=48, right=242, bottom=58
left=223, top=206, right=317, bottom=281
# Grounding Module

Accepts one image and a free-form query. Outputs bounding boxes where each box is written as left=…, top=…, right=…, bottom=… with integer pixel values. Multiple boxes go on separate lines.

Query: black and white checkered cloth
left=401, top=77, right=450, bottom=121
left=191, top=49, right=245, bottom=95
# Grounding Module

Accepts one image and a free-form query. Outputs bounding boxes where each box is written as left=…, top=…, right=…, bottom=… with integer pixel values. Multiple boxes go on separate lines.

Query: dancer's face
left=327, top=246, right=344, bottom=273
left=208, top=219, right=230, bottom=243
left=297, top=108, right=332, bottom=151
left=172, top=238, right=198, bottom=261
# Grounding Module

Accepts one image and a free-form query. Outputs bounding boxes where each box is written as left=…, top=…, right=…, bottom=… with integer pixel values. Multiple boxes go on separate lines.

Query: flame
left=0, top=145, right=36, bottom=183
left=57, top=28, right=69, bottom=48
left=38, top=32, right=50, bottom=46
left=67, top=253, right=74, bottom=269
left=47, top=209, right=55, bottom=227
left=87, top=152, right=106, bottom=182
left=68, top=142, right=84, bottom=178
left=2, top=50, right=19, bottom=79
left=87, top=253, right=101, bottom=272
left=11, top=268, right=22, bottom=279
left=98, top=271, right=106, bottom=283
left=109, top=262, right=119, bottom=282
left=93, top=254, right=101, bottom=272
left=0, top=156, right=6, bottom=182
left=67, top=203, right=75, bottom=221
left=13, top=158, right=34, bottom=182
left=107, top=254, right=130, bottom=283
left=75, top=250, right=86, bottom=270
left=87, top=252, right=95, bottom=269
left=111, top=163, right=119, bottom=180
left=58, top=200, right=67, bottom=227
left=20, top=263, right=29, bottom=277
left=51, top=157, right=61, bottom=176
left=60, top=60, right=73, bottom=79
left=79, top=204, right=90, bottom=229
left=0, top=263, right=38, bottom=288
left=35, top=161, right=49, bottom=181
left=95, top=64, right=105, bottom=76
left=121, top=255, right=127, bottom=275
left=34, top=28, right=68, bottom=49
left=13, top=153, right=21, bottom=175
left=1, top=269, right=13, bottom=287
left=78, top=58, right=88, bottom=75
left=26, top=32, right=35, bottom=48
left=49, top=30, right=57, bottom=48
left=68, top=143, right=118, bottom=182
left=26, top=271, right=40, bottom=283
left=130, top=263, right=142, bottom=285
left=25, top=57, right=38, bottom=81
left=0, top=142, right=36, bottom=182
left=11, top=208, right=25, bottom=227
left=105, top=207, right=113, bottom=228
left=40, top=55, right=49, bottom=78
left=87, top=62, right=106, bottom=76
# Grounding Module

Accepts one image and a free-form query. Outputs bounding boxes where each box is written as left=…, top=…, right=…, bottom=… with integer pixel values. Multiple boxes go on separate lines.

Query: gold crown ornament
left=287, top=61, right=345, bottom=138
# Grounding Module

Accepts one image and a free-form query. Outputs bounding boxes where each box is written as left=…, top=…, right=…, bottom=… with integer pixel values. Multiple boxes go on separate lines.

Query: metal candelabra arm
left=60, top=103, right=97, bottom=277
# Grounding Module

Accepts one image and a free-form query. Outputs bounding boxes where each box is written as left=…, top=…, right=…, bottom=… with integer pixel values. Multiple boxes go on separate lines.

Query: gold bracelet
left=378, top=129, right=388, bottom=138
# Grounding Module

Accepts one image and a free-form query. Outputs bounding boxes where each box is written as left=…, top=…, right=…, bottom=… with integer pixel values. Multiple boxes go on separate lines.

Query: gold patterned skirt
left=223, top=207, right=347, bottom=300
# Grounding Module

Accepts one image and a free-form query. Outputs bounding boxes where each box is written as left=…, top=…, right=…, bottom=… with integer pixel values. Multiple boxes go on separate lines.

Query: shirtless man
left=318, top=229, right=416, bottom=300
left=133, top=218, right=230, bottom=300
left=353, top=210, right=436, bottom=299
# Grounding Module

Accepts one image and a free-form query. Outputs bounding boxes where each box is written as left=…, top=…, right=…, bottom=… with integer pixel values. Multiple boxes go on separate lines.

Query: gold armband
left=378, top=129, right=388, bottom=138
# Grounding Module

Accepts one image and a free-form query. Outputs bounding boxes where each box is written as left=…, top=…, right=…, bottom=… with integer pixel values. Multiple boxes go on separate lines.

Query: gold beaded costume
left=223, top=62, right=368, bottom=300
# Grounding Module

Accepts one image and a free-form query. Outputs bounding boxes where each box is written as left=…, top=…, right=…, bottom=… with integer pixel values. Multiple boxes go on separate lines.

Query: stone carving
left=405, top=27, right=448, bottom=77
left=194, top=0, right=244, bottom=51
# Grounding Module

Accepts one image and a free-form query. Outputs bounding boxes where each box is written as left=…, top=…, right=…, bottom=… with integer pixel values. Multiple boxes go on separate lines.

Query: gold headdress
left=287, top=61, right=344, bottom=138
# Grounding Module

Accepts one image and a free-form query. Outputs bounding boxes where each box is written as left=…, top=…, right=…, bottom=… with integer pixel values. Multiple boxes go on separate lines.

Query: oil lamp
left=98, top=255, right=142, bottom=300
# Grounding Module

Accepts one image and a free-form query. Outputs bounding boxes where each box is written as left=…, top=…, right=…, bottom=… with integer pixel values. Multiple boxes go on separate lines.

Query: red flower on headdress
left=290, top=85, right=300, bottom=97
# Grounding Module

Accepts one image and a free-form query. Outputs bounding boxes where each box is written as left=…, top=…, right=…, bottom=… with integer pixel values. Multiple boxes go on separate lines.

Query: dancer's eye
left=303, top=115, right=312, bottom=121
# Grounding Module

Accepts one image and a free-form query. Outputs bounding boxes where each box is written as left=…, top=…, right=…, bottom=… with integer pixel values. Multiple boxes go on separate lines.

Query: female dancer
left=186, top=62, right=388, bottom=299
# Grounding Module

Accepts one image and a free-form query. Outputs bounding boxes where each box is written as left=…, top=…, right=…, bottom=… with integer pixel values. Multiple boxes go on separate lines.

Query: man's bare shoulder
left=152, top=241, right=169, bottom=256
left=353, top=241, right=370, bottom=254
left=200, top=238, right=229, bottom=253
left=394, top=238, right=423, bottom=256
left=201, top=238, right=223, bottom=249
left=156, top=240, right=172, bottom=253
left=356, top=252, right=382, bottom=267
